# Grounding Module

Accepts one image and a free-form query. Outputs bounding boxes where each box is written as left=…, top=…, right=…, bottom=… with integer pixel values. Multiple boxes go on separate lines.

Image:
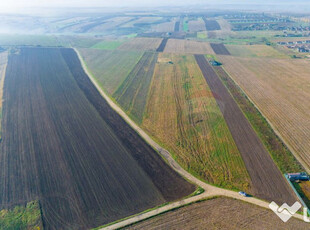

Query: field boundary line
left=73, top=48, right=305, bottom=229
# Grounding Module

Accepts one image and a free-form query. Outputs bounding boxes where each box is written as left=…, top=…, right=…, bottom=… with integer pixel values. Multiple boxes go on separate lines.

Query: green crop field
left=78, top=48, right=143, bottom=94
left=91, top=40, right=124, bottom=50
left=0, top=34, right=63, bottom=47
left=113, top=52, right=158, bottom=123
left=183, top=17, right=189, bottom=32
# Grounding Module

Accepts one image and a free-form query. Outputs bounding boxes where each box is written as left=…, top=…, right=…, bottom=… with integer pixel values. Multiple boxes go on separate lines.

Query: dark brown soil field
left=195, top=55, right=296, bottom=205
left=174, top=21, right=180, bottom=32
left=156, top=38, right=169, bottom=52
left=0, top=47, right=194, bottom=229
left=203, top=19, right=221, bottom=31
left=124, top=197, right=309, bottom=230
left=210, top=43, right=231, bottom=55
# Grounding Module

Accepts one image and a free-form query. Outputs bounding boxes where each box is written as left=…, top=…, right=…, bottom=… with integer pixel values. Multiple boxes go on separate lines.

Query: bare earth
left=124, top=197, right=310, bottom=230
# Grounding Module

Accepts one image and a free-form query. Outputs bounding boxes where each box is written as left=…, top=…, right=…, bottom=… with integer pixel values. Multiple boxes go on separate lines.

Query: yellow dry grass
left=142, top=53, right=251, bottom=190
left=219, top=55, right=310, bottom=171
left=164, top=39, right=215, bottom=54
left=226, top=45, right=288, bottom=58
left=188, top=18, right=205, bottom=32
left=118, top=37, right=163, bottom=51
left=0, top=51, right=8, bottom=137
left=151, top=21, right=176, bottom=32
left=0, top=52, right=8, bottom=109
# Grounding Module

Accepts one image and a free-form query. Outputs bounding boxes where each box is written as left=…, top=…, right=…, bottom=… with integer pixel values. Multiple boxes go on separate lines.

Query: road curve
left=73, top=48, right=304, bottom=229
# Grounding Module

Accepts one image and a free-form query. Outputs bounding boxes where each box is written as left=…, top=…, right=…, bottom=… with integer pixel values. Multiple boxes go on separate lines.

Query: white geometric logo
left=269, top=201, right=302, bottom=222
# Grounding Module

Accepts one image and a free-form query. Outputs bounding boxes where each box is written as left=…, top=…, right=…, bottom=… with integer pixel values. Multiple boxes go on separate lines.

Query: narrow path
left=73, top=48, right=304, bottom=229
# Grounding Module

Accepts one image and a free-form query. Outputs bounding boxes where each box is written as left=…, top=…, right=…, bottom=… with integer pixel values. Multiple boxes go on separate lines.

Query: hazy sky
left=1, top=0, right=307, bottom=8
left=0, top=0, right=309, bottom=13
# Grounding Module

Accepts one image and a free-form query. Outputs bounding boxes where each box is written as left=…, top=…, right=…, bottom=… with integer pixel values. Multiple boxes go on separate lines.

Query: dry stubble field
left=118, top=37, right=163, bottom=51
left=164, top=39, right=215, bottom=54
left=142, top=53, right=251, bottom=191
left=124, top=197, right=309, bottom=230
left=219, top=55, right=310, bottom=171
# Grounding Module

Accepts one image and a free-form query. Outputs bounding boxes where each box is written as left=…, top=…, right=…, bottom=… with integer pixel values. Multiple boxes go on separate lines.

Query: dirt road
left=74, top=49, right=304, bottom=230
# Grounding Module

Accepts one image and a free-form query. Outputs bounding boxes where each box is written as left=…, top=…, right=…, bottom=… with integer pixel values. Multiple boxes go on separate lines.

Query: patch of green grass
left=126, top=33, right=138, bottom=38
left=57, top=35, right=101, bottom=48
left=143, top=54, right=251, bottom=192
left=91, top=41, right=124, bottom=50
left=0, top=201, right=42, bottom=230
left=0, top=34, right=63, bottom=47
left=78, top=48, right=143, bottom=94
left=113, top=52, right=158, bottom=124
left=197, top=31, right=207, bottom=39
left=183, top=17, right=189, bottom=32
left=292, top=182, right=310, bottom=208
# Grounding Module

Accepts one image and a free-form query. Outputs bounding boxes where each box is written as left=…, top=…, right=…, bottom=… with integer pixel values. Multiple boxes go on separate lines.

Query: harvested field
left=78, top=48, right=143, bottom=94
left=213, top=66, right=303, bottom=174
left=217, top=19, right=232, bottom=32
left=188, top=18, right=205, bottom=32
left=118, top=37, right=163, bottom=51
left=114, top=52, right=158, bottom=123
left=76, top=17, right=112, bottom=33
left=195, top=55, right=296, bottom=204
left=151, top=21, right=175, bottom=33
left=203, top=19, right=221, bottom=31
left=121, top=17, right=163, bottom=28
left=226, top=44, right=288, bottom=58
left=142, top=53, right=251, bottom=191
left=219, top=56, right=310, bottom=172
left=207, top=31, right=217, bottom=39
left=124, top=197, right=309, bottom=230
left=0, top=48, right=194, bottom=229
left=91, top=40, right=124, bottom=50
left=87, top=17, right=134, bottom=32
left=156, top=38, right=168, bottom=52
left=164, top=39, right=215, bottom=54
left=210, top=43, right=231, bottom=55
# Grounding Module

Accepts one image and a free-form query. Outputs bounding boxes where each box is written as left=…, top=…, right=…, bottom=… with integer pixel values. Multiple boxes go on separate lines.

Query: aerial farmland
left=0, top=2, right=310, bottom=230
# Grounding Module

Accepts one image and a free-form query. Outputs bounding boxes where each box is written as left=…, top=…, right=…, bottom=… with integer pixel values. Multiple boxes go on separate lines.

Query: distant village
left=277, top=40, right=310, bottom=53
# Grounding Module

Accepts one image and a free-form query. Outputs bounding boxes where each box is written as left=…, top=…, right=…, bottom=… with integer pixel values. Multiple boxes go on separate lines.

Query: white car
left=239, top=191, right=248, bottom=197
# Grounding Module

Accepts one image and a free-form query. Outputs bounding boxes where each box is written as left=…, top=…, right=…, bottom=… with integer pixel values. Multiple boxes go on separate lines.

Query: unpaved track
left=74, top=49, right=303, bottom=230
